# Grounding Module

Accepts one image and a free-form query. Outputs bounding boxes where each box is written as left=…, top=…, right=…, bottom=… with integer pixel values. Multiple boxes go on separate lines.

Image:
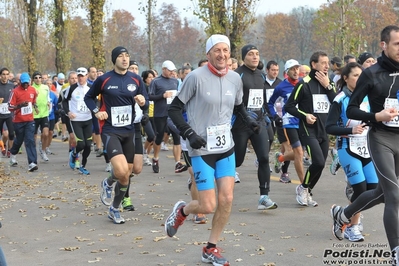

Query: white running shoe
left=344, top=224, right=364, bottom=242
left=296, top=185, right=308, bottom=206
left=105, top=163, right=112, bottom=172
left=234, top=172, right=240, bottom=183
left=258, top=195, right=277, bottom=210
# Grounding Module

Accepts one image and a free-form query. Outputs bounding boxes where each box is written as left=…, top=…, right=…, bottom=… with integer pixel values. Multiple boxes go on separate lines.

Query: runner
left=166, top=34, right=259, bottom=266
left=84, top=46, right=148, bottom=224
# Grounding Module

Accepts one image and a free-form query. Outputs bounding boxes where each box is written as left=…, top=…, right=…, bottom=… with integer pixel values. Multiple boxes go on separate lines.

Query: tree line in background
left=0, top=0, right=397, bottom=75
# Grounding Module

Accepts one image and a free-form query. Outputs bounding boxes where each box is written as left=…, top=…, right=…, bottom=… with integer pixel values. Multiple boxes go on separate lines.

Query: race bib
left=206, top=123, right=231, bottom=152
left=247, top=89, right=263, bottom=109
left=166, top=90, right=177, bottom=104
left=383, top=98, right=399, bottom=127
left=312, top=94, right=330, bottom=113
left=0, top=103, right=10, bottom=114
left=349, top=136, right=370, bottom=158
left=78, top=100, right=89, bottom=113
left=21, top=102, right=32, bottom=115
left=111, top=105, right=132, bottom=127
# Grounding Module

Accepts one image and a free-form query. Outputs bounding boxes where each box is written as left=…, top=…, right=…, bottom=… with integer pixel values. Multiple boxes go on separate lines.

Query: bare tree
left=192, top=0, right=259, bottom=58
left=139, top=0, right=157, bottom=69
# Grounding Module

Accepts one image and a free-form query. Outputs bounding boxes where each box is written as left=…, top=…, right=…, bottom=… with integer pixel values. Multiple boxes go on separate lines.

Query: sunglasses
left=34, top=76, right=42, bottom=79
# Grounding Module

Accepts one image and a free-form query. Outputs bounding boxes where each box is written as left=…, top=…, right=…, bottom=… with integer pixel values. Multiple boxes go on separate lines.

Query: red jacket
left=8, top=85, right=37, bottom=122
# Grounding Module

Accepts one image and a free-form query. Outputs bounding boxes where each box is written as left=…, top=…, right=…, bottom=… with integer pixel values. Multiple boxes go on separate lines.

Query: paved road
left=0, top=139, right=389, bottom=265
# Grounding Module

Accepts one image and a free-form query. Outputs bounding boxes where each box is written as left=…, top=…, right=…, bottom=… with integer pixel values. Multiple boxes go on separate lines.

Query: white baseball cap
left=162, top=60, right=177, bottom=71
left=206, top=34, right=230, bottom=54
left=284, top=59, right=301, bottom=73
left=77, top=67, right=88, bottom=76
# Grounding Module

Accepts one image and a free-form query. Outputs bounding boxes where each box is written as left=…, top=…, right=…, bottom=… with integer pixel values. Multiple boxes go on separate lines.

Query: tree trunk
left=54, top=0, right=68, bottom=74
left=147, top=0, right=154, bottom=69
left=25, top=0, right=38, bottom=73
left=89, top=0, right=105, bottom=70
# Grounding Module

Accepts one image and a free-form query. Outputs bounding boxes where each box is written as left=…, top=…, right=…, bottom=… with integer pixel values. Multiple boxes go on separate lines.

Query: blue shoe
left=69, top=151, right=76, bottom=169
left=100, top=178, right=113, bottom=206
left=108, top=206, right=125, bottom=224
left=79, top=167, right=90, bottom=175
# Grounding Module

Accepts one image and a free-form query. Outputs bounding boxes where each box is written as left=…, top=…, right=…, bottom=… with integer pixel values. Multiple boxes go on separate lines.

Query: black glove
left=184, top=128, right=207, bottom=149
left=17, top=101, right=29, bottom=109
left=141, top=114, right=150, bottom=126
left=273, top=114, right=283, bottom=127
left=245, top=116, right=260, bottom=134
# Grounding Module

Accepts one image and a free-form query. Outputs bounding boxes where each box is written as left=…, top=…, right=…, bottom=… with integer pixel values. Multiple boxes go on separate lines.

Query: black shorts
left=34, top=117, right=49, bottom=133
left=102, top=131, right=135, bottom=163
left=276, top=126, right=287, bottom=144
left=49, top=119, right=55, bottom=131
left=134, top=123, right=143, bottom=154
left=182, top=150, right=192, bottom=167
left=284, top=128, right=301, bottom=149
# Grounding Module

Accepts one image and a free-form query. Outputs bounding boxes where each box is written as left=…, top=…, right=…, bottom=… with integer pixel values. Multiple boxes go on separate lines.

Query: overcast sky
left=108, top=0, right=329, bottom=27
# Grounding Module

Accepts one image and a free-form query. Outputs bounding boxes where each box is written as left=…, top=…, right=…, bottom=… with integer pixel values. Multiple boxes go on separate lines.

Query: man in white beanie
left=165, top=34, right=260, bottom=266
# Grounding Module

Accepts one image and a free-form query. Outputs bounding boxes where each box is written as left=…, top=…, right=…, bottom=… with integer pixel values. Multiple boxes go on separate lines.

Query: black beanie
left=111, top=46, right=129, bottom=64
left=241, top=44, right=258, bottom=60
left=358, top=52, right=374, bottom=65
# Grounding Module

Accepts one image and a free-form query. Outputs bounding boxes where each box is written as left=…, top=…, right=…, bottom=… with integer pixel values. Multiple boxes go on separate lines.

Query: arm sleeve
left=62, top=87, right=70, bottom=114
left=84, top=79, right=102, bottom=112
left=347, top=71, right=376, bottom=123
left=168, top=97, right=191, bottom=136
left=326, top=101, right=352, bottom=136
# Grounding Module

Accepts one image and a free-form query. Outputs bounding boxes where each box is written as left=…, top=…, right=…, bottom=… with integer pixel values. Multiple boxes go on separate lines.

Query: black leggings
left=0, top=117, right=14, bottom=140
left=233, top=125, right=270, bottom=195
left=300, top=135, right=329, bottom=190
left=71, top=119, right=92, bottom=167
left=153, top=116, right=179, bottom=145
left=345, top=128, right=399, bottom=251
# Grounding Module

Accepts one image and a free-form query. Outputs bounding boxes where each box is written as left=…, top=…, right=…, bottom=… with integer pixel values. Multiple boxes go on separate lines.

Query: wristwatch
left=326, top=84, right=333, bottom=91
left=93, top=107, right=99, bottom=114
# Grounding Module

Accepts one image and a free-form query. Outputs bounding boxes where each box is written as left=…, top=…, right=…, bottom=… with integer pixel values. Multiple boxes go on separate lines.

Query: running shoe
left=331, top=205, right=349, bottom=240
left=45, top=147, right=54, bottom=155
left=62, top=135, right=68, bottom=142
left=40, top=150, right=49, bottom=162
left=95, top=148, right=104, bottom=157
left=165, top=201, right=186, bottom=237
left=100, top=178, right=113, bottom=206
left=392, top=246, right=399, bottom=266
left=201, top=246, right=230, bottom=266
left=9, top=154, right=17, bottom=166
left=254, top=159, right=259, bottom=168
left=296, top=185, right=308, bottom=206
left=344, top=224, right=364, bottom=242
left=279, top=173, right=291, bottom=183
left=122, top=197, right=135, bottom=211
left=303, top=157, right=311, bottom=166
left=108, top=206, right=125, bottom=224
left=68, top=151, right=76, bottom=169
left=105, top=163, right=112, bottom=172
left=1, top=149, right=6, bottom=156
left=28, top=162, right=38, bottom=172
left=330, top=153, right=341, bottom=175
left=274, top=152, right=283, bottom=173
left=152, top=158, right=159, bottom=173
left=234, top=172, right=240, bottom=183
left=143, top=157, right=152, bottom=166
left=358, top=214, right=364, bottom=232
left=79, top=167, right=90, bottom=175
left=175, top=162, right=188, bottom=173
left=75, top=158, right=80, bottom=169
left=307, top=193, right=318, bottom=207
left=161, top=142, right=169, bottom=151
left=193, top=214, right=207, bottom=224
left=258, top=195, right=277, bottom=210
